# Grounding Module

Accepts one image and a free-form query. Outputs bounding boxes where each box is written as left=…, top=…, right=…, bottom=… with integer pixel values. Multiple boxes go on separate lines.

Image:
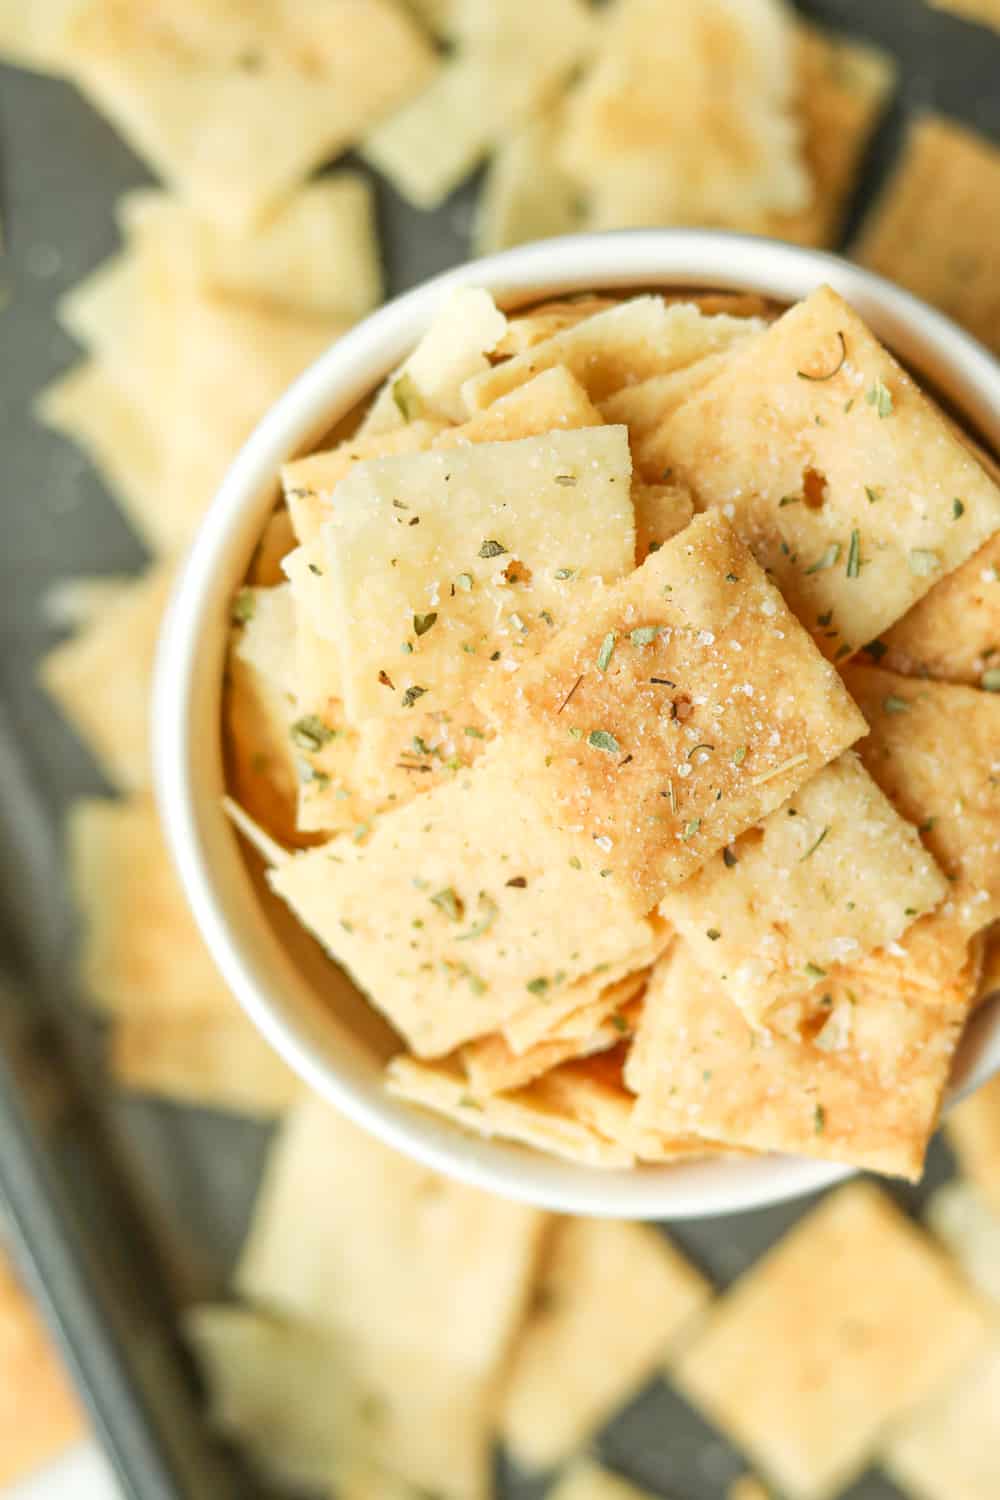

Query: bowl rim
left=153, top=228, right=1000, bottom=1220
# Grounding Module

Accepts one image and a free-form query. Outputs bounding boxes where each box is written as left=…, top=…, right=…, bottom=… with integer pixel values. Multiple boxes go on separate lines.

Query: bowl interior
left=155, top=231, right=1000, bottom=1219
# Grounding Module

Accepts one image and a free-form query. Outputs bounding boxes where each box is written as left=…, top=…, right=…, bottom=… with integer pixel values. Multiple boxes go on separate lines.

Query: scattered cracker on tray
left=855, top=113, right=1000, bottom=356
left=926, top=1178, right=1000, bottom=1307
left=882, top=1341, right=1000, bottom=1500
left=672, top=1181, right=991, bottom=1500
left=944, top=1073, right=1000, bottom=1218
left=0, top=1249, right=83, bottom=1487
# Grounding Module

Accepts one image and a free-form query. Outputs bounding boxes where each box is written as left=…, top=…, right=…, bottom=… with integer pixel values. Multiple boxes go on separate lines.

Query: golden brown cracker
left=672, top=1181, right=991, bottom=1500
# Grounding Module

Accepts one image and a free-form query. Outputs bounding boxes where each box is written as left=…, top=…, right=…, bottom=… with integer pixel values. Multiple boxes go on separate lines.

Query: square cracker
left=318, top=426, right=635, bottom=722
left=62, top=0, right=436, bottom=228
left=629, top=940, right=972, bottom=1180
left=473, top=102, right=584, bottom=255
left=386, top=1055, right=635, bottom=1167
left=926, top=1180, right=1000, bottom=1307
left=188, top=1305, right=495, bottom=1500
left=855, top=115, right=1000, bottom=355
left=944, top=1072, right=1000, bottom=1218
left=883, top=1342, right=1000, bottom=1500
left=842, top=666, right=1000, bottom=957
left=269, top=752, right=657, bottom=1057
left=433, top=364, right=604, bottom=449
left=660, top=751, right=947, bottom=1024
left=499, top=1219, right=711, bottom=1469
left=40, top=560, right=173, bottom=790
left=0, top=1250, right=83, bottom=1487
left=493, top=297, right=620, bottom=357
left=873, top=529, right=1000, bottom=689
left=111, top=1008, right=299, bottom=1117
left=463, top=297, right=770, bottom=411
left=671, top=1180, right=990, bottom=1500
left=283, top=420, right=448, bottom=545
left=476, top=511, right=865, bottom=914
left=658, top=286, right=1000, bottom=659
left=237, top=1093, right=547, bottom=1372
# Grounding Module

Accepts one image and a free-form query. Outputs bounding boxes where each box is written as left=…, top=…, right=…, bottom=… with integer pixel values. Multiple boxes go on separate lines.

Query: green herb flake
left=568, top=856, right=582, bottom=870
left=401, top=685, right=428, bottom=708
left=846, top=528, right=861, bottom=579
left=526, top=976, right=550, bottom=995
left=464, top=725, right=485, bottom=738
left=796, top=329, right=846, bottom=381
left=455, top=572, right=473, bottom=591
left=413, top=611, right=438, bottom=637
left=805, top=542, right=841, bottom=574
left=457, top=893, right=499, bottom=942
left=953, top=498, right=965, bottom=519
left=554, top=473, right=577, bottom=486
left=908, top=548, right=942, bottom=580
left=401, top=641, right=414, bottom=655
left=479, top=539, right=507, bottom=559
left=865, top=486, right=881, bottom=505
left=883, top=694, right=910, bottom=714
left=778, top=494, right=801, bottom=507
left=681, top=818, right=701, bottom=841
left=554, top=567, right=576, bottom=580
left=430, top=887, right=464, bottom=922
left=630, top=626, right=658, bottom=646
left=290, top=714, right=336, bottom=753
left=981, top=668, right=1000, bottom=692
left=231, top=587, right=255, bottom=624
left=814, top=1104, right=827, bottom=1135
left=458, top=1094, right=483, bottom=1111
left=587, top=729, right=620, bottom=753
left=866, top=378, right=893, bottom=418
left=308, top=562, right=323, bottom=576
left=706, top=928, right=721, bottom=941
left=732, top=745, right=747, bottom=767
left=568, top=726, right=584, bottom=740
left=800, top=825, right=830, bottom=861
left=392, top=372, right=422, bottom=421
left=805, top=961, right=827, bottom=980
left=597, top=631, right=617, bottom=672
left=610, top=1012, right=628, bottom=1034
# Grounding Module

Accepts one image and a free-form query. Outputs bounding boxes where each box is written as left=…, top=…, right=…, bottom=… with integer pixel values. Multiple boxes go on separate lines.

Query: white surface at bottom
left=5, top=1445, right=121, bottom=1500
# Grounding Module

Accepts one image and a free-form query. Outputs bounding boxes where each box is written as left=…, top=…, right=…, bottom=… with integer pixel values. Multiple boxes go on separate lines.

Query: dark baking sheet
left=0, top=3, right=998, bottom=1497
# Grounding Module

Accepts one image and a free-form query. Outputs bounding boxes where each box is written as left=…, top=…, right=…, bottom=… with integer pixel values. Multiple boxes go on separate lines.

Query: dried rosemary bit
left=596, top=631, right=617, bottom=672
left=804, top=961, right=827, bottom=980
left=865, top=486, right=881, bottom=504
left=866, top=378, right=893, bottom=418
left=553, top=567, right=576, bottom=580
left=796, top=330, right=846, bottom=382
left=680, top=818, right=701, bottom=841
left=457, top=893, right=499, bottom=942
left=630, top=626, right=658, bottom=645
left=430, top=887, right=464, bottom=922
left=804, top=542, right=841, bottom=574
left=401, top=685, right=428, bottom=708
left=883, top=695, right=909, bottom=713
left=479, top=539, right=507, bottom=559
left=800, top=825, right=830, bottom=861
left=413, top=611, right=437, bottom=636
left=814, top=1104, right=826, bottom=1135
left=953, top=499, right=965, bottom=519
left=587, top=729, right=620, bottom=753
left=846, top=528, right=861, bottom=579
left=526, top=976, right=550, bottom=995
left=231, top=587, right=255, bottom=623
left=392, top=372, right=422, bottom=420
left=554, top=473, right=577, bottom=486
left=290, top=715, right=336, bottom=753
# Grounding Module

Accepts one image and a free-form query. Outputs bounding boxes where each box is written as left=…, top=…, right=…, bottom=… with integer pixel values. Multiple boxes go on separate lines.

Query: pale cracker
left=350, top=706, right=492, bottom=818
left=362, top=0, right=596, bottom=208
left=672, top=1180, right=991, bottom=1500
left=873, top=529, right=1000, bottom=689
left=56, top=250, right=138, bottom=381
left=632, top=482, right=695, bottom=562
left=112, top=1009, right=299, bottom=1117
left=433, top=365, right=604, bottom=449
left=629, top=940, right=971, bottom=1180
left=237, top=1093, right=547, bottom=1371
left=385, top=1055, right=634, bottom=1167
left=462, top=990, right=641, bottom=1095
left=493, top=297, right=618, bottom=357
left=34, top=359, right=164, bottom=551
left=40, top=561, right=173, bottom=790
left=62, top=0, right=436, bottom=228
left=188, top=1306, right=494, bottom=1500
left=660, top=751, right=947, bottom=1023
left=361, top=287, right=507, bottom=434
left=545, top=1463, right=667, bottom=1500
left=269, top=753, right=657, bottom=1058
left=883, top=1341, right=1000, bottom=1500
left=843, top=665, right=1000, bottom=964
left=926, top=1179, right=1000, bottom=1307
left=944, top=1072, right=1000, bottom=1218
left=0, top=0, right=81, bottom=72
left=226, top=587, right=304, bottom=844
left=473, top=101, right=583, bottom=255
left=0, top=1250, right=83, bottom=1487
left=476, top=511, right=866, bottom=914
left=856, top=115, right=1000, bottom=355
left=500, top=1219, right=710, bottom=1468
left=599, top=343, right=762, bottom=447
left=283, top=420, right=448, bottom=545
left=658, top=286, right=1000, bottom=659
left=560, top=0, right=808, bottom=228
left=464, top=297, right=770, bottom=411
left=319, top=426, right=635, bottom=721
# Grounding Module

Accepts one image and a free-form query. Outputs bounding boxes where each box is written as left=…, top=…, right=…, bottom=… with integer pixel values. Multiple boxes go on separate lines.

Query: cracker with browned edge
left=658, top=287, right=1000, bottom=659
left=500, top=1219, right=710, bottom=1468
left=476, top=511, right=865, bottom=914
left=856, top=115, right=1000, bottom=355
left=883, top=1341, right=1000, bottom=1500
left=629, top=941, right=972, bottom=1180
left=672, top=1181, right=990, bottom=1500
left=661, top=752, right=946, bottom=1023
left=0, top=1250, right=83, bottom=1487
left=872, top=530, right=1000, bottom=689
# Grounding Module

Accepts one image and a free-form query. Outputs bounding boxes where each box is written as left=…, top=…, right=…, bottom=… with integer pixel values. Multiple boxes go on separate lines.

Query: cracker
left=842, top=666, right=1000, bottom=958
left=493, top=297, right=619, bottom=357
left=560, top=0, right=808, bottom=229
left=319, top=426, right=635, bottom=722
left=633, top=483, right=693, bottom=561
left=226, top=587, right=303, bottom=844
left=269, top=754, right=657, bottom=1057
left=873, top=529, right=1000, bottom=689
left=362, top=0, right=596, bottom=208
left=385, top=1055, right=634, bottom=1167
left=237, top=1093, right=547, bottom=1371
left=0, top=0, right=79, bottom=73
left=658, top=287, right=1000, bottom=659
left=362, top=287, right=507, bottom=434
left=660, top=751, right=947, bottom=1024
left=248, top=507, right=296, bottom=586
left=629, top=940, right=971, bottom=1180
left=473, top=102, right=583, bottom=254
left=464, top=297, right=769, bottom=411
left=500, top=1219, right=710, bottom=1468
left=757, top=26, right=895, bottom=247
left=112, top=1009, right=299, bottom=1117
left=434, top=365, right=604, bottom=449
left=462, top=990, right=640, bottom=1095
left=62, top=0, right=436, bottom=228
left=283, top=420, right=447, bottom=545
left=0, top=1250, right=83, bottom=1487
left=121, top=174, right=382, bottom=321
left=545, top=1463, right=664, bottom=1500
left=350, top=707, right=491, bottom=817
left=856, top=115, right=1000, bottom=355
left=672, top=1181, right=991, bottom=1500
left=883, top=1341, right=1000, bottom=1500
left=34, top=359, right=164, bottom=550
left=40, top=561, right=173, bottom=790
left=56, top=250, right=139, bottom=381
left=926, top=1179, right=1000, bottom=1307
left=188, top=1305, right=494, bottom=1500
left=599, top=344, right=762, bottom=447
left=944, top=1073, right=1000, bottom=1218
left=476, top=511, right=865, bottom=914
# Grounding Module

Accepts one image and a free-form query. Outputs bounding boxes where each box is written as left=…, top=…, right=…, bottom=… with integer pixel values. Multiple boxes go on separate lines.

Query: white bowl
left=154, top=230, right=1000, bottom=1220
